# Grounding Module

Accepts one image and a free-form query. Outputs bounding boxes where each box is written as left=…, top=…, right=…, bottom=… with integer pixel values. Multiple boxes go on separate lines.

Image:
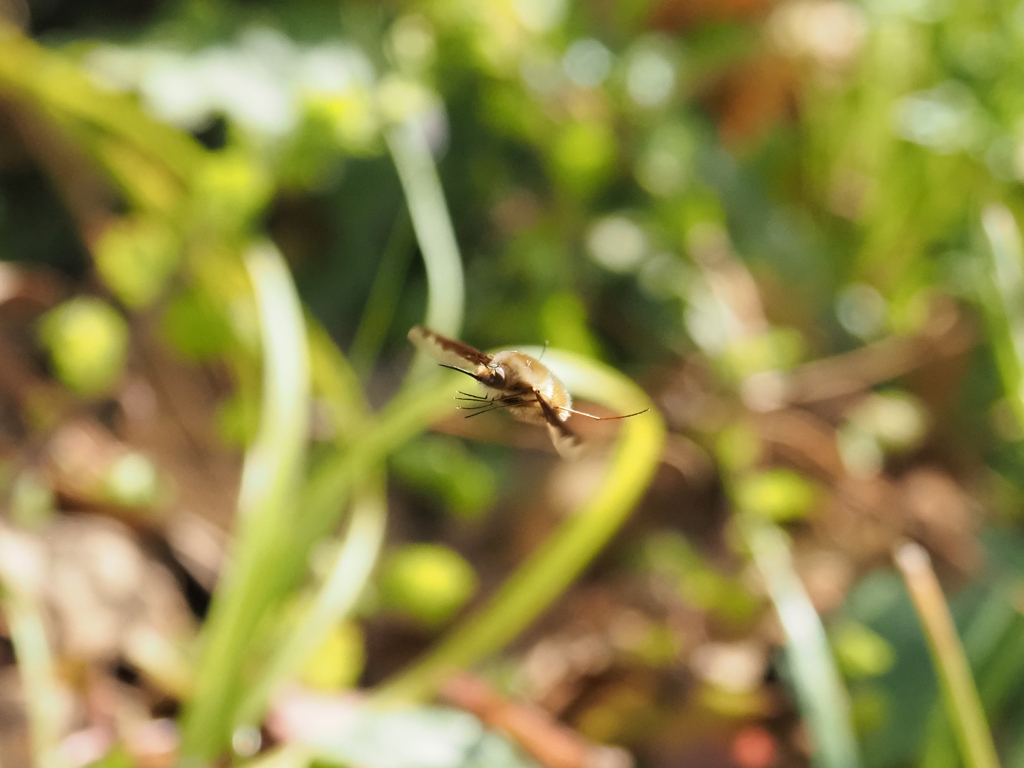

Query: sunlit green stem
left=180, top=241, right=311, bottom=763
left=981, top=205, right=1024, bottom=432
left=233, top=322, right=391, bottom=731
left=745, top=521, right=860, bottom=768
left=386, top=119, right=464, bottom=362
left=292, top=374, right=457, bottom=561
left=375, top=349, right=665, bottom=703
left=235, top=474, right=387, bottom=727
left=242, top=744, right=312, bottom=768
left=0, top=580, right=66, bottom=768
left=895, top=541, right=1001, bottom=768
left=0, top=23, right=202, bottom=184
left=350, top=209, right=415, bottom=377
left=922, top=583, right=1024, bottom=768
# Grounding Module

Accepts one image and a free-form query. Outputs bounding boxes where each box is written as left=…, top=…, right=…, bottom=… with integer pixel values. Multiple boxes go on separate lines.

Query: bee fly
left=408, top=326, right=648, bottom=457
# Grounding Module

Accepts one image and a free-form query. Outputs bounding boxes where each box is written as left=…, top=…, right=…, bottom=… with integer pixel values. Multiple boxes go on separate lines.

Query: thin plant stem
left=745, top=521, right=860, bottom=768
left=0, top=580, right=66, bottom=768
left=374, top=348, right=665, bottom=703
left=922, top=583, right=1024, bottom=768
left=895, top=541, right=1001, bottom=768
left=0, top=22, right=203, bottom=185
left=291, top=371, right=461, bottom=563
left=179, top=241, right=311, bottom=763
left=386, top=119, right=465, bottom=375
left=349, top=208, right=415, bottom=378
left=235, top=473, right=387, bottom=727
left=981, top=205, right=1024, bottom=432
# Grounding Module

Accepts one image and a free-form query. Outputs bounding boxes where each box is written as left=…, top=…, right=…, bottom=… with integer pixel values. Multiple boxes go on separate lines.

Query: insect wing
left=408, top=326, right=492, bottom=369
left=535, top=391, right=582, bottom=459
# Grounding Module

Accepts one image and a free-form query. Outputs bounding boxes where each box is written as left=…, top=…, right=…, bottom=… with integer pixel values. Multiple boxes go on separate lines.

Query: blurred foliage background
left=2, top=0, right=1024, bottom=767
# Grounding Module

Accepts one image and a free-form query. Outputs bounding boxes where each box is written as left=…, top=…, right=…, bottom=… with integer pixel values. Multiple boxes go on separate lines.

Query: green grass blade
left=386, top=119, right=465, bottom=347
left=0, top=23, right=203, bottom=184
left=0, top=571, right=66, bottom=768
left=745, top=521, right=860, bottom=768
left=291, top=372, right=462, bottom=561
left=235, top=319, right=389, bottom=729
left=922, top=583, right=1024, bottom=768
left=895, top=542, right=1001, bottom=768
left=179, top=241, right=312, bottom=763
left=235, top=473, right=387, bottom=727
left=374, top=348, right=665, bottom=703
left=242, top=744, right=312, bottom=768
left=349, top=210, right=415, bottom=377
left=981, top=205, right=1024, bottom=431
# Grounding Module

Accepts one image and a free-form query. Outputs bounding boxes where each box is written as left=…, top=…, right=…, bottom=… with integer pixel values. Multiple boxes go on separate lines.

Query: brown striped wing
left=535, top=391, right=582, bottom=459
left=408, top=326, right=492, bottom=369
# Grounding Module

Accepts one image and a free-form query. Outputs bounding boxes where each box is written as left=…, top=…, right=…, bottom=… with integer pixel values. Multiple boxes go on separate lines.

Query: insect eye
left=491, top=366, right=506, bottom=384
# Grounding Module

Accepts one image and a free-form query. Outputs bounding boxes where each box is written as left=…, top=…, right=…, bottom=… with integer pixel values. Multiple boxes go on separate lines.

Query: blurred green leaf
left=306, top=706, right=539, bottom=768
left=38, top=297, right=129, bottom=396
left=735, top=469, right=818, bottom=522
left=380, top=544, right=479, bottom=628
left=636, top=119, right=696, bottom=197
left=9, top=471, right=54, bottom=529
left=549, top=120, right=617, bottom=196
left=300, top=620, right=365, bottom=691
left=94, top=217, right=180, bottom=308
left=103, top=451, right=161, bottom=510
left=162, top=288, right=236, bottom=361
left=746, top=522, right=860, bottom=768
left=850, top=686, right=890, bottom=735
left=833, top=622, right=897, bottom=680
left=180, top=241, right=311, bottom=761
left=715, top=423, right=762, bottom=473
left=391, top=434, right=497, bottom=519
left=539, top=293, right=602, bottom=358
left=189, top=151, right=273, bottom=235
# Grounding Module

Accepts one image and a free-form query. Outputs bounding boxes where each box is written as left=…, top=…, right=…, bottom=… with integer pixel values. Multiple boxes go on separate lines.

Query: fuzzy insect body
left=408, top=326, right=646, bottom=457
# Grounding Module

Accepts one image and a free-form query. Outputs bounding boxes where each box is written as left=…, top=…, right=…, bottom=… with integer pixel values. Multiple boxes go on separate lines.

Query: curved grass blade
left=291, top=370, right=467, bottom=561
left=981, top=205, right=1024, bottom=432
left=745, top=521, right=860, bottom=768
left=235, top=473, right=387, bottom=728
left=179, top=241, right=311, bottom=763
left=895, top=541, right=1001, bottom=768
left=0, top=22, right=203, bottom=186
left=374, top=348, right=665, bottom=703
left=386, top=119, right=465, bottom=370
left=922, top=583, right=1024, bottom=768
left=0, top=569, right=66, bottom=768
left=237, top=322, right=394, bottom=730
left=349, top=210, right=415, bottom=377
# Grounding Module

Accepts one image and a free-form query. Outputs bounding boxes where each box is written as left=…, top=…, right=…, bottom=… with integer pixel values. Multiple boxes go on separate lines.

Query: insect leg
left=456, top=390, right=490, bottom=401
left=556, top=406, right=650, bottom=421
